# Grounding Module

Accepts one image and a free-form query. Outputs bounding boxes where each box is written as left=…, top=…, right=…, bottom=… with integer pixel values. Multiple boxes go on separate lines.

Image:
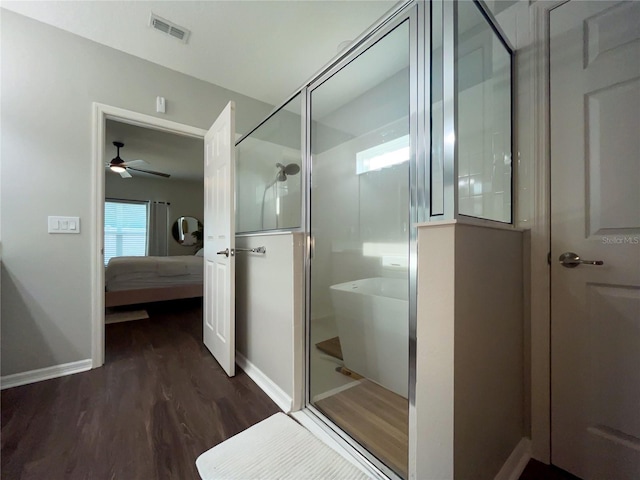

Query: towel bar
left=234, top=246, right=266, bottom=254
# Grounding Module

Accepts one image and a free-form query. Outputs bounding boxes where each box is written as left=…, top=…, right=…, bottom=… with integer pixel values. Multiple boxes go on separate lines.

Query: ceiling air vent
left=149, top=13, right=190, bottom=44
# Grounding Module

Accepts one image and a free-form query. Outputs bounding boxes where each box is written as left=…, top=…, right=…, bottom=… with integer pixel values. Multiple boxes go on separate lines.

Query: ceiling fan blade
left=122, top=159, right=149, bottom=167
left=119, top=169, right=132, bottom=178
left=127, top=166, right=170, bottom=178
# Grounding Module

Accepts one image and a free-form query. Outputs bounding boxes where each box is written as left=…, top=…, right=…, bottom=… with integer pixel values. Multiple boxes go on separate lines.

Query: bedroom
left=102, top=119, right=205, bottom=323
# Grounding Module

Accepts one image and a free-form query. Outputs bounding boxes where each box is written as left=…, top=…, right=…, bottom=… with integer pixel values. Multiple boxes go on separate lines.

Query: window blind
left=104, top=200, right=148, bottom=265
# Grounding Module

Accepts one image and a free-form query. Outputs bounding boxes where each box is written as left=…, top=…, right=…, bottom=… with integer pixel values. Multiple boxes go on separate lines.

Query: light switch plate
left=48, top=216, right=80, bottom=234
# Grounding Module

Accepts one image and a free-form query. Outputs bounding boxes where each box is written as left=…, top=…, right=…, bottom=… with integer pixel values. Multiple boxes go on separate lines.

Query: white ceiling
left=105, top=120, right=204, bottom=181
left=6, top=0, right=519, bottom=182
left=3, top=0, right=398, bottom=107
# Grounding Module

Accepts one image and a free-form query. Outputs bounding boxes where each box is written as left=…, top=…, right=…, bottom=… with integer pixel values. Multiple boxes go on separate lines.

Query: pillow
left=195, top=248, right=204, bottom=257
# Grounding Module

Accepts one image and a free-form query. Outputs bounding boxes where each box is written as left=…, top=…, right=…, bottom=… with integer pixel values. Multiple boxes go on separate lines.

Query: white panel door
left=550, top=2, right=640, bottom=479
left=204, top=102, right=236, bottom=377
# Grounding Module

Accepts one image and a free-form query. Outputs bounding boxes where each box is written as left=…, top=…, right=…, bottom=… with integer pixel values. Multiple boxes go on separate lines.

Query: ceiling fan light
left=111, top=165, right=126, bottom=173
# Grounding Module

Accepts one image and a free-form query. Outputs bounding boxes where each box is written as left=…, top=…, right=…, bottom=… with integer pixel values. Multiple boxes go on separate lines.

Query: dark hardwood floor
left=1, top=299, right=280, bottom=480
left=519, top=459, right=581, bottom=480
left=2, top=298, right=587, bottom=480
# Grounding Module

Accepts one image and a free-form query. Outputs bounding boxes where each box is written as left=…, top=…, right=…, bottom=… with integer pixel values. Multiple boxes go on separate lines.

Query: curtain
left=148, top=201, right=169, bottom=256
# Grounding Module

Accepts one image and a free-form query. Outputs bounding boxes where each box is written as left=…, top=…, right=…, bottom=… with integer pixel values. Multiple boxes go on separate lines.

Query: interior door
left=550, top=2, right=640, bottom=479
left=203, top=101, right=236, bottom=377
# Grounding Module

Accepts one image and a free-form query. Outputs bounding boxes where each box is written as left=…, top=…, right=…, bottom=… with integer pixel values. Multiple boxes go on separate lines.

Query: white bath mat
left=196, top=413, right=370, bottom=480
left=105, top=309, right=149, bottom=324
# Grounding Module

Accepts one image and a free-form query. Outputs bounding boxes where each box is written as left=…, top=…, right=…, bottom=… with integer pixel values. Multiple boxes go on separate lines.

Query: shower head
left=276, top=162, right=301, bottom=180
left=284, top=163, right=301, bottom=176
left=276, top=170, right=287, bottom=182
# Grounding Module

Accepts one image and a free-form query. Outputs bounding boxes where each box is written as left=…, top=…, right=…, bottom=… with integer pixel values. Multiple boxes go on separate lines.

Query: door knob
left=216, top=248, right=229, bottom=257
left=559, top=252, right=604, bottom=268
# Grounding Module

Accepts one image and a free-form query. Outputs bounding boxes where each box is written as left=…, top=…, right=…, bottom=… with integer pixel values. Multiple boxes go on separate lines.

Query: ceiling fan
left=107, top=141, right=170, bottom=178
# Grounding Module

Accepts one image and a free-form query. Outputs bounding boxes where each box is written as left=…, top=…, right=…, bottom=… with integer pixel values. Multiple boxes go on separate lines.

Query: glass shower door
left=308, top=19, right=410, bottom=478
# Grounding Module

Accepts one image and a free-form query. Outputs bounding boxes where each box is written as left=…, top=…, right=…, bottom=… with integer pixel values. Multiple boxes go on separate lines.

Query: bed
left=105, top=254, right=203, bottom=307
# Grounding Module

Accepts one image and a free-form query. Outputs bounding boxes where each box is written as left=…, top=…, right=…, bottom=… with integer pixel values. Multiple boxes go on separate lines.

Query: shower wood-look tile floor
left=1, top=299, right=280, bottom=480
left=315, top=378, right=409, bottom=478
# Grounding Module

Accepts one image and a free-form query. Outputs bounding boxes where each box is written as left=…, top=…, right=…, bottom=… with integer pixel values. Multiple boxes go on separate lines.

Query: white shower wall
left=311, top=131, right=409, bottom=320
left=456, top=1, right=512, bottom=223
left=236, top=137, right=302, bottom=233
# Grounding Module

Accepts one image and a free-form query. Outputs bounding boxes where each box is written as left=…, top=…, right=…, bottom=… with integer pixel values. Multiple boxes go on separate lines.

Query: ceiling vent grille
left=149, top=13, right=190, bottom=44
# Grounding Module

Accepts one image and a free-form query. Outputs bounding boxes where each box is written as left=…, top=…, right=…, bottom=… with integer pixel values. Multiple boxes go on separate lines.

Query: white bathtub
left=330, top=277, right=408, bottom=398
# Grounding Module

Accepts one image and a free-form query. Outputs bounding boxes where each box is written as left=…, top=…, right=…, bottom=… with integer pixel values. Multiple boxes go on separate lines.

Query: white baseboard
left=1, top=359, right=93, bottom=390
left=494, top=437, right=532, bottom=480
left=236, top=352, right=292, bottom=413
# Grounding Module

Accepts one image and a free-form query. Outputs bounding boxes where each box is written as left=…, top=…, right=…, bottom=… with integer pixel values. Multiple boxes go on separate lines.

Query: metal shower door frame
left=301, top=2, right=423, bottom=478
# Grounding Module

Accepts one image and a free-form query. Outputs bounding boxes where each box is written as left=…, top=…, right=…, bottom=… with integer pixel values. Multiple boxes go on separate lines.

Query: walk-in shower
left=235, top=1, right=513, bottom=478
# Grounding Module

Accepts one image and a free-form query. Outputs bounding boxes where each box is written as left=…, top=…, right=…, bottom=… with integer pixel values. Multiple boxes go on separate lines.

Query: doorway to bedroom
left=92, top=104, right=207, bottom=367
left=103, top=119, right=206, bottom=358
left=103, top=119, right=205, bottom=321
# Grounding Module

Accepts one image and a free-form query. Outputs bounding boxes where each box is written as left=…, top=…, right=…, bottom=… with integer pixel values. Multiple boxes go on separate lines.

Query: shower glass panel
left=309, top=20, right=410, bottom=479
left=455, top=1, right=512, bottom=223
left=236, top=94, right=302, bottom=233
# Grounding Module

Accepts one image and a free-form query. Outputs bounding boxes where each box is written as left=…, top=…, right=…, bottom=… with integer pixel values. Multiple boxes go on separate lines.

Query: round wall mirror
left=171, top=216, right=203, bottom=246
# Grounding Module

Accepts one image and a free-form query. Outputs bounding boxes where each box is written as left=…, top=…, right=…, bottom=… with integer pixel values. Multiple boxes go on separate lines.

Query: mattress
left=105, top=255, right=203, bottom=292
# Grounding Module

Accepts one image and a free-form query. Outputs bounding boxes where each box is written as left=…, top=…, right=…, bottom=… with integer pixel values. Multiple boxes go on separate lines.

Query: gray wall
left=454, top=224, right=523, bottom=480
left=235, top=233, right=305, bottom=411
left=0, top=10, right=274, bottom=376
left=415, top=222, right=524, bottom=479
